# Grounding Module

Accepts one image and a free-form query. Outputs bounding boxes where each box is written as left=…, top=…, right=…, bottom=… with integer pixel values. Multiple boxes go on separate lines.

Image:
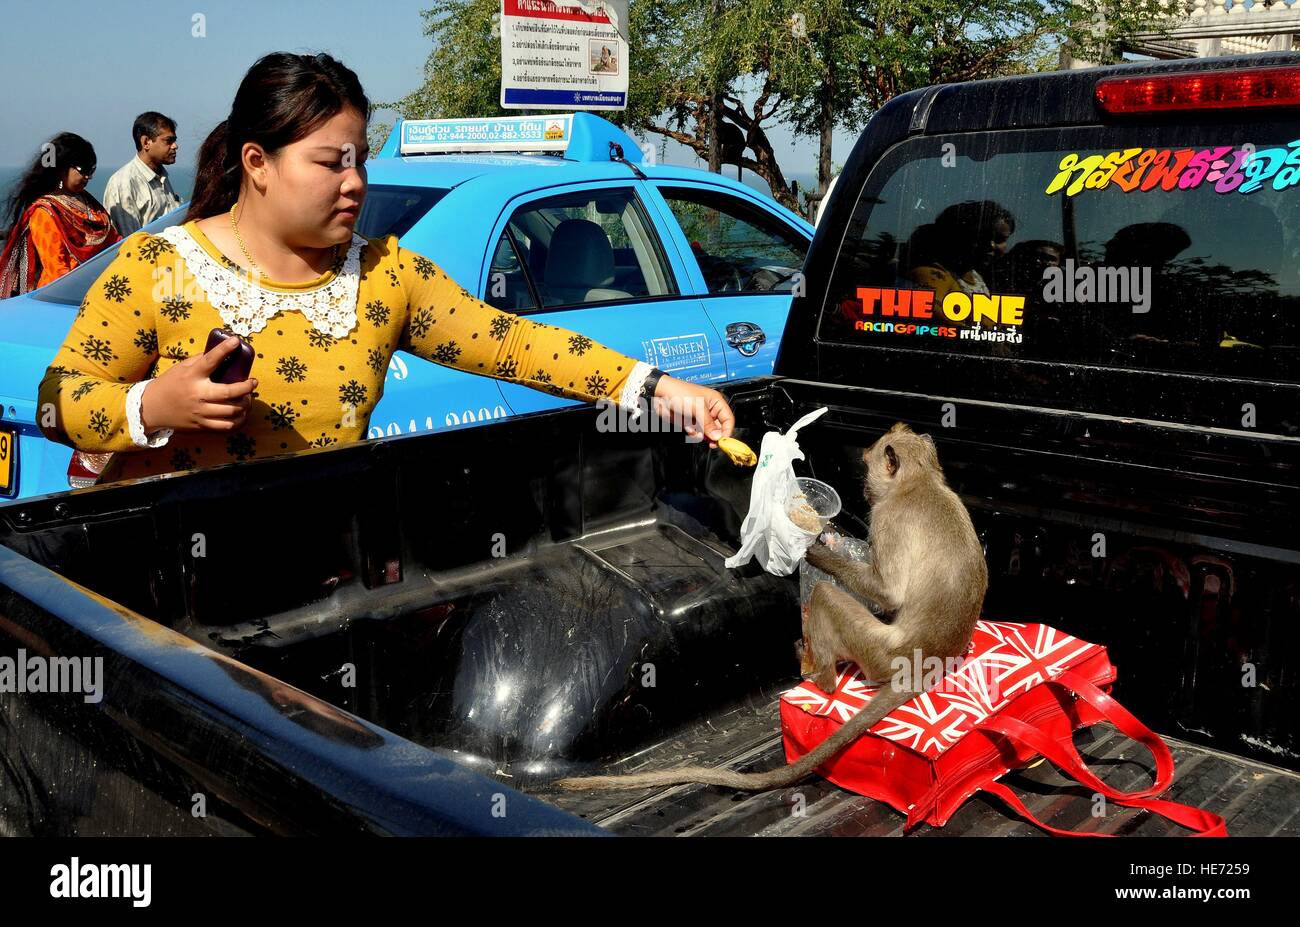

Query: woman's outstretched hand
left=650, top=376, right=735, bottom=447
left=139, top=336, right=258, bottom=433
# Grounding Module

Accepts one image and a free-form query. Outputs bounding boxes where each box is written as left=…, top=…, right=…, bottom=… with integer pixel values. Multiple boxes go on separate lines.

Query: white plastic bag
left=723, top=407, right=829, bottom=576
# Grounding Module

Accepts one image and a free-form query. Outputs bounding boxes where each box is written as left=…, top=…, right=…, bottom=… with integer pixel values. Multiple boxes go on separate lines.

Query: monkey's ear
left=884, top=444, right=899, bottom=476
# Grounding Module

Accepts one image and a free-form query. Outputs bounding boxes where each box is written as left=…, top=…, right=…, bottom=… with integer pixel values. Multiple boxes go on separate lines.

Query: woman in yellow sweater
left=38, top=53, right=733, bottom=483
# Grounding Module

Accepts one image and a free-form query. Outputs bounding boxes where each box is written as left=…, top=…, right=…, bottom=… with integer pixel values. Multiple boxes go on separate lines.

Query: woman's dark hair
left=4, top=132, right=97, bottom=231
left=928, top=200, right=1017, bottom=273
left=187, top=52, right=370, bottom=221
left=935, top=200, right=1017, bottom=237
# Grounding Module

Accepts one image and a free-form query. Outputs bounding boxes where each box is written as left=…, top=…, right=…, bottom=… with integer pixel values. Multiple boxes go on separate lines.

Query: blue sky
left=0, top=0, right=848, bottom=184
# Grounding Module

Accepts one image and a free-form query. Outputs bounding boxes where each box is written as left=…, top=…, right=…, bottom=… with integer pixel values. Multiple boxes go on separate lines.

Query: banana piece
left=717, top=436, right=758, bottom=467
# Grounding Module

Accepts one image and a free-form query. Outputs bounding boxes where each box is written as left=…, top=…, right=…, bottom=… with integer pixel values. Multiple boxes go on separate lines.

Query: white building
left=1063, top=1, right=1300, bottom=66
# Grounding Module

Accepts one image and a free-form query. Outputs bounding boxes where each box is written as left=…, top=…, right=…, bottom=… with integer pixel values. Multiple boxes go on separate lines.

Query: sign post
left=500, top=0, right=629, bottom=111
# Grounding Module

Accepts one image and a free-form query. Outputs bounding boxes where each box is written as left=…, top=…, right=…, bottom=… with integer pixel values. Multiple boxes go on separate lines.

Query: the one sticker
left=843, top=287, right=1024, bottom=343
left=1045, top=140, right=1300, bottom=197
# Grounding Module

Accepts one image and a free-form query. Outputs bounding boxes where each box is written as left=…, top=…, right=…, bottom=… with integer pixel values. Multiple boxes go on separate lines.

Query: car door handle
left=725, top=322, right=767, bottom=357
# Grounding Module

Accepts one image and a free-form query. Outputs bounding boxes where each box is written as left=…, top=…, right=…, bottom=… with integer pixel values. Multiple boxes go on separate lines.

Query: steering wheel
left=722, top=264, right=747, bottom=292
left=698, top=252, right=745, bottom=292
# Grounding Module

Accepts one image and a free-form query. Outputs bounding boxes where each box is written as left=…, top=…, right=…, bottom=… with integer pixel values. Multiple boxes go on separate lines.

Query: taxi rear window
left=819, top=124, right=1300, bottom=382
left=355, top=185, right=449, bottom=239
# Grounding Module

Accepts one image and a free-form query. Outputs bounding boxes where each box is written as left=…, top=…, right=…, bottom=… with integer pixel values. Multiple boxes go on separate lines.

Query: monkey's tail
left=553, top=685, right=920, bottom=793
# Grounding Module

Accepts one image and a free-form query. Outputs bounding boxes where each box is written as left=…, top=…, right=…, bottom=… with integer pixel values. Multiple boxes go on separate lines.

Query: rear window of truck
left=819, top=123, right=1300, bottom=382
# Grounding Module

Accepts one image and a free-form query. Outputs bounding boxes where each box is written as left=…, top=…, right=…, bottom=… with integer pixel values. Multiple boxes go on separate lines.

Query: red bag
left=780, top=620, right=1228, bottom=836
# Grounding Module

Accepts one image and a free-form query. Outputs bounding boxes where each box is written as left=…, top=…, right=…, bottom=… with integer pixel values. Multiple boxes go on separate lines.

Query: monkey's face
left=862, top=423, right=940, bottom=501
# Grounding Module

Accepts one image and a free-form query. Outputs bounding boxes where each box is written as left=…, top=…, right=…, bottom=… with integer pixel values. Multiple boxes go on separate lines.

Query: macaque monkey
left=556, top=422, right=987, bottom=793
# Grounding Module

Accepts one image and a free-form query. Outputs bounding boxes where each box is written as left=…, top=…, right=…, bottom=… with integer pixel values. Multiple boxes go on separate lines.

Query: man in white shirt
left=103, top=112, right=183, bottom=235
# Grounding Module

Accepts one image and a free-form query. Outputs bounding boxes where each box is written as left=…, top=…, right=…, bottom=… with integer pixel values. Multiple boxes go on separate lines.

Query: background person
left=0, top=133, right=121, bottom=297
left=103, top=111, right=183, bottom=235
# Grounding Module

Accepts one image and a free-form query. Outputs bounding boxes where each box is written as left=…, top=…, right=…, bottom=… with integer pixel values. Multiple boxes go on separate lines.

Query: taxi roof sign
left=399, top=115, right=572, bottom=155
left=387, top=112, right=643, bottom=164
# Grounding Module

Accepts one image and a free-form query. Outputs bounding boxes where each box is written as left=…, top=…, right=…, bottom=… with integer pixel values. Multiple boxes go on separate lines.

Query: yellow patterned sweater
left=38, top=221, right=648, bottom=483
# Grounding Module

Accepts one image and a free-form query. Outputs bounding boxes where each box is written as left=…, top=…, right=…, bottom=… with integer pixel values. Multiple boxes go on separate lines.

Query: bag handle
left=913, top=669, right=1170, bottom=819
left=976, top=668, right=1175, bottom=801
left=1049, top=668, right=1176, bottom=797
left=788, top=406, right=829, bottom=435
left=982, top=781, right=1227, bottom=837
left=977, top=713, right=1165, bottom=805
left=906, top=667, right=1223, bottom=835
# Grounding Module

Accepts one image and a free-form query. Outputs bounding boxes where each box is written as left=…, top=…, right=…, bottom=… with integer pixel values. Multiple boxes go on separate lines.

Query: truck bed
left=3, top=377, right=1297, bottom=835
left=533, top=685, right=1300, bottom=836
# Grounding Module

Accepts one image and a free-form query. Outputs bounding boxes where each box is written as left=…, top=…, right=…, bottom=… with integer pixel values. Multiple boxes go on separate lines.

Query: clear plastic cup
left=785, top=477, right=842, bottom=535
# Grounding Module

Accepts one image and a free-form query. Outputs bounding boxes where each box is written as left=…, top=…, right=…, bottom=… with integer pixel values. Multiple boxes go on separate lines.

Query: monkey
left=554, top=422, right=988, bottom=793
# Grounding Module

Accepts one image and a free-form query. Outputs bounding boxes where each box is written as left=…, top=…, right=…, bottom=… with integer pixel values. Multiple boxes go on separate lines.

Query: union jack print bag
left=780, top=620, right=1228, bottom=836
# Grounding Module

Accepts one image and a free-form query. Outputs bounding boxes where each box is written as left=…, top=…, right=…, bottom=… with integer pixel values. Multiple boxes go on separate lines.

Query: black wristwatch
left=640, top=367, right=667, bottom=399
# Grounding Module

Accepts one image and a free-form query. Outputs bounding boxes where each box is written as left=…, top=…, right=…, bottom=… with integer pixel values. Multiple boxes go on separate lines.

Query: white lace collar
left=157, top=224, right=366, bottom=338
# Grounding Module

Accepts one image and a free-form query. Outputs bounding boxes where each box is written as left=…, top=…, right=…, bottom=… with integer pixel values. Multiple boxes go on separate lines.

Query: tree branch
left=642, top=122, right=711, bottom=159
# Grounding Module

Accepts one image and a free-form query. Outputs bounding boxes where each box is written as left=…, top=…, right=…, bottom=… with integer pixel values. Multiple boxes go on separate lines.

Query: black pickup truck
left=2, top=53, right=1299, bottom=837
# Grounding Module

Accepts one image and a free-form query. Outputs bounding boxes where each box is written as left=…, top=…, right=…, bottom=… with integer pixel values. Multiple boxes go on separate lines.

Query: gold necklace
left=229, top=202, right=263, bottom=277
left=228, top=202, right=341, bottom=281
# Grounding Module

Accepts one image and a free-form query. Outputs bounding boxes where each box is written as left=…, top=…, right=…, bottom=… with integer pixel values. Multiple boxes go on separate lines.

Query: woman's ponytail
left=185, top=119, right=240, bottom=221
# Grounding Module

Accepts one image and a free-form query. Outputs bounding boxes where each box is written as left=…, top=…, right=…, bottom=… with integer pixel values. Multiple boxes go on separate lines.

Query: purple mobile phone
left=206, top=327, right=255, bottom=384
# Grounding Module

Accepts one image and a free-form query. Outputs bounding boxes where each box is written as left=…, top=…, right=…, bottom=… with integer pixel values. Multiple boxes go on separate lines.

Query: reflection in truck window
left=907, top=200, right=1015, bottom=303
left=821, top=127, right=1300, bottom=382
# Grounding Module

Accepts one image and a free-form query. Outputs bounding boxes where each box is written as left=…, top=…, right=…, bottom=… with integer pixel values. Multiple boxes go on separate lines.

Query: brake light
left=67, top=451, right=111, bottom=489
left=1096, top=67, right=1300, bottom=114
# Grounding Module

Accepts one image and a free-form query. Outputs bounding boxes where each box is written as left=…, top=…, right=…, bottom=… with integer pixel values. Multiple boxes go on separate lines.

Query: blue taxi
left=0, top=113, right=812, bottom=499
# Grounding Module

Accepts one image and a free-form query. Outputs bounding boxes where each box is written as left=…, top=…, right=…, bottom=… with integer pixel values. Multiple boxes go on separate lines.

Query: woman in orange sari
left=0, top=133, right=122, bottom=298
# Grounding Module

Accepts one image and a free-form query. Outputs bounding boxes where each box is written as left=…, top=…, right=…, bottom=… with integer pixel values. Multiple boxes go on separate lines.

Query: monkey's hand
left=818, top=527, right=845, bottom=550
left=804, top=542, right=844, bottom=577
